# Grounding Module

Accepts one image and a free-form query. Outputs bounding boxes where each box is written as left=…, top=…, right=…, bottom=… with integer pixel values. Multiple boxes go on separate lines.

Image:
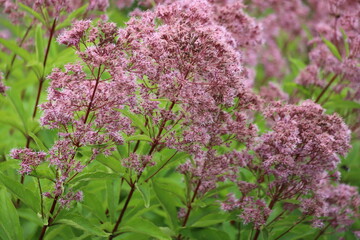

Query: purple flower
left=0, top=72, right=9, bottom=95
left=222, top=194, right=271, bottom=229
left=57, top=20, right=92, bottom=47
left=255, top=100, right=351, bottom=198
left=10, top=148, right=47, bottom=174
left=122, top=153, right=155, bottom=173
left=301, top=177, right=360, bottom=230
left=58, top=190, right=84, bottom=208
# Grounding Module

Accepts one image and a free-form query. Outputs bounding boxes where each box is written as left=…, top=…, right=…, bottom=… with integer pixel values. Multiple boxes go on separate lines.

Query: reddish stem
left=314, top=222, right=331, bottom=240
left=253, top=193, right=280, bottom=240
left=83, top=66, right=102, bottom=124
left=109, top=185, right=136, bottom=240
left=38, top=196, right=59, bottom=240
left=4, top=24, right=33, bottom=79
left=315, top=74, right=337, bottom=104
left=177, top=180, right=202, bottom=240
left=273, top=215, right=307, bottom=240
left=32, top=18, right=57, bottom=119
left=144, top=150, right=178, bottom=183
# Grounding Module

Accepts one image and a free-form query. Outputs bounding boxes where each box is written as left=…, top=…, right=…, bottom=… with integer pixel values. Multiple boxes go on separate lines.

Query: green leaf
left=7, top=90, right=29, bottom=134
left=82, top=192, right=107, bottom=223
left=56, top=214, right=109, bottom=237
left=49, top=47, right=78, bottom=68
left=180, top=228, right=230, bottom=240
left=28, top=132, right=48, bottom=151
left=106, top=180, right=117, bottom=223
left=289, top=57, right=306, bottom=71
left=35, top=25, right=45, bottom=62
left=301, top=24, right=314, bottom=40
left=152, top=180, right=179, bottom=230
left=0, top=38, right=31, bottom=62
left=262, top=228, right=269, bottom=240
left=125, top=134, right=153, bottom=142
left=26, top=60, right=44, bottom=78
left=71, top=171, right=121, bottom=183
left=0, top=160, right=19, bottom=172
left=18, top=3, right=46, bottom=25
left=118, top=108, right=149, bottom=135
left=0, top=172, right=40, bottom=213
left=324, top=100, right=360, bottom=110
left=190, top=213, right=228, bottom=228
left=31, top=162, right=55, bottom=181
left=0, top=189, right=23, bottom=240
left=116, top=144, right=129, bottom=159
left=149, top=98, right=170, bottom=102
left=321, top=36, right=342, bottom=61
left=203, top=183, right=233, bottom=199
left=144, top=151, right=187, bottom=181
left=55, top=4, right=89, bottom=31
left=17, top=207, right=43, bottom=226
left=136, top=182, right=151, bottom=208
left=43, top=225, right=69, bottom=240
left=340, top=28, right=350, bottom=57
left=0, top=110, right=26, bottom=135
left=95, top=155, right=122, bottom=173
left=121, top=218, right=171, bottom=240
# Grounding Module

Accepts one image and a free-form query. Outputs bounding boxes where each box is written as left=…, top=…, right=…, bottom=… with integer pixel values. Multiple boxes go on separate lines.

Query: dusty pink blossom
left=256, top=100, right=351, bottom=198
left=10, top=148, right=47, bottom=174
left=0, top=73, right=8, bottom=95
left=259, top=82, right=289, bottom=102
left=122, top=153, right=155, bottom=173
left=301, top=177, right=360, bottom=230
left=58, top=190, right=84, bottom=208
left=222, top=194, right=271, bottom=229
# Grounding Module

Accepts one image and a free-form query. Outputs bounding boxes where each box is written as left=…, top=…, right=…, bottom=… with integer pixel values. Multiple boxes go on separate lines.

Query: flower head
left=10, top=148, right=47, bottom=174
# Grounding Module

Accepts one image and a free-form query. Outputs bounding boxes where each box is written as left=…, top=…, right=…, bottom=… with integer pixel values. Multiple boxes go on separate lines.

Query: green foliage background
left=0, top=2, right=359, bottom=240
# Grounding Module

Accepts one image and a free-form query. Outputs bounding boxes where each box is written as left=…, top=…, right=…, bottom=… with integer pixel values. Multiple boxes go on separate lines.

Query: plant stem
left=4, top=24, right=33, bottom=79
left=38, top=196, right=59, bottom=240
left=14, top=175, right=26, bottom=207
left=37, top=177, right=44, bottom=218
left=109, top=185, right=136, bottom=240
left=32, top=77, right=45, bottom=119
left=147, top=101, right=176, bottom=155
left=177, top=180, right=202, bottom=240
left=265, top=210, right=287, bottom=227
left=20, top=17, right=56, bottom=202
left=109, top=101, right=177, bottom=238
left=32, top=18, right=57, bottom=119
left=84, top=65, right=102, bottom=124
left=43, top=19, right=57, bottom=68
left=315, top=74, right=337, bottom=104
left=314, top=222, right=331, bottom=240
left=273, top=215, right=307, bottom=240
left=144, top=150, right=178, bottom=183
left=108, top=127, right=169, bottom=238
left=253, top=194, right=279, bottom=240
left=236, top=222, right=241, bottom=240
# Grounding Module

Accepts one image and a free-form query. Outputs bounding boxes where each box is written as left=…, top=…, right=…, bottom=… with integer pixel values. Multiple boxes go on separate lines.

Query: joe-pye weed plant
left=0, top=0, right=360, bottom=239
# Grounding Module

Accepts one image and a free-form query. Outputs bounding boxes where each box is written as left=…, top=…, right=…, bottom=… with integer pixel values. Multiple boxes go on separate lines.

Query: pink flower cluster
left=301, top=176, right=360, bottom=230
left=114, top=0, right=261, bottom=194
left=252, top=0, right=360, bottom=106
left=222, top=100, right=355, bottom=229
left=0, top=72, right=8, bottom=95
left=10, top=148, right=47, bottom=174
left=0, top=0, right=109, bottom=24
left=221, top=194, right=271, bottom=229
left=38, top=21, right=137, bottom=203
left=122, top=153, right=155, bottom=173
left=5, top=0, right=359, bottom=235
left=257, top=100, right=350, bottom=189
